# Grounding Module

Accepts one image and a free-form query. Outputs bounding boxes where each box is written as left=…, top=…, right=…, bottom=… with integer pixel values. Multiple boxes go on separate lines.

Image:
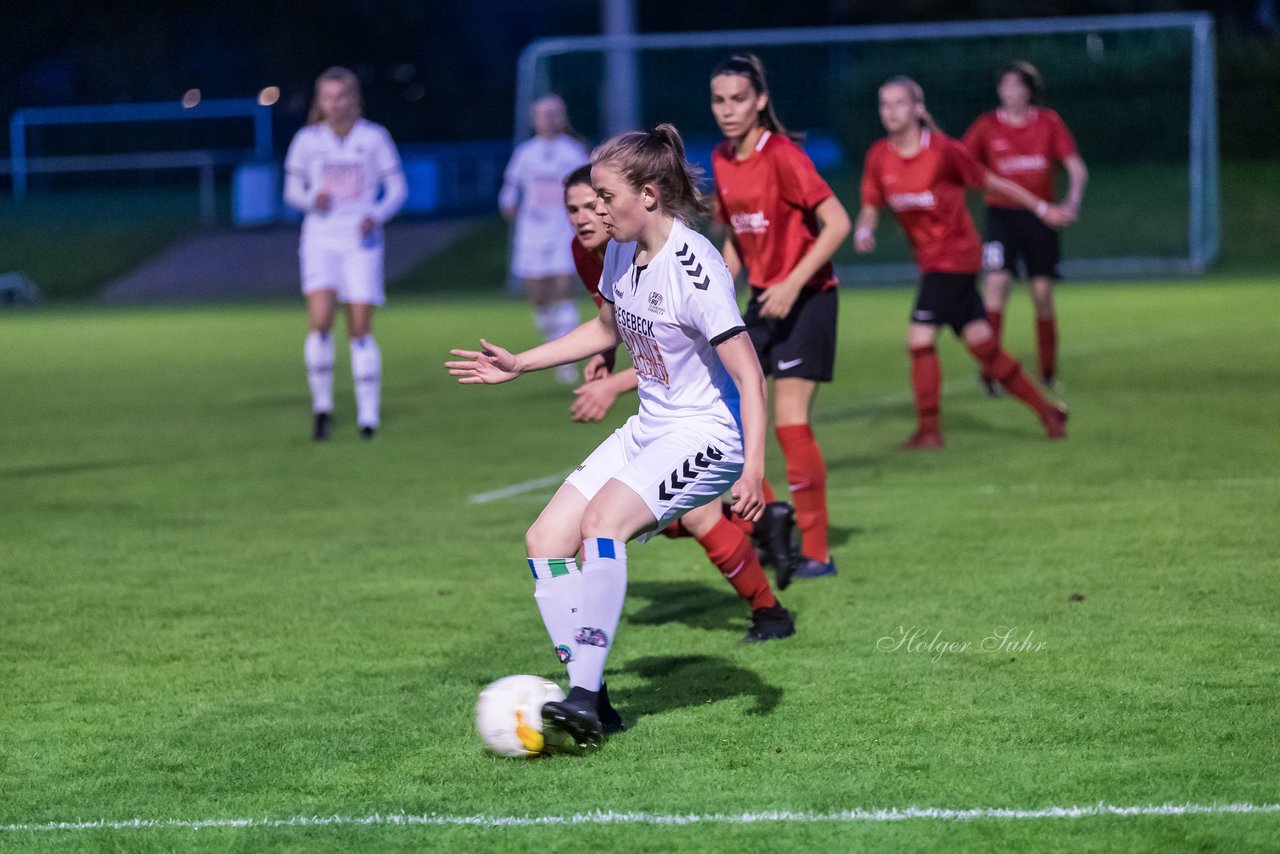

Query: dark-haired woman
left=710, top=53, right=850, bottom=586
left=964, top=61, right=1087, bottom=391
left=448, top=124, right=767, bottom=752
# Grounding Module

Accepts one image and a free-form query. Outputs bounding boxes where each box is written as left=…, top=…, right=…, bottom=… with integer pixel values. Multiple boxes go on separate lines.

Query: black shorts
left=743, top=286, right=837, bottom=382
left=911, top=272, right=987, bottom=334
left=983, top=206, right=1061, bottom=280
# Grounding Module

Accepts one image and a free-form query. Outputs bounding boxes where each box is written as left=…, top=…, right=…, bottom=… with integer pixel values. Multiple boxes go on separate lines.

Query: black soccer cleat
left=752, top=501, right=799, bottom=570
left=541, top=698, right=604, bottom=753
left=743, top=604, right=796, bottom=644
left=597, top=682, right=626, bottom=735
left=359, top=425, right=377, bottom=440
left=312, top=411, right=332, bottom=441
left=777, top=554, right=837, bottom=590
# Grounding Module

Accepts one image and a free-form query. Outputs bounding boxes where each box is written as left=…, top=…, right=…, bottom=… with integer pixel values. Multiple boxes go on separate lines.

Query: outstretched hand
left=446, top=338, right=521, bottom=384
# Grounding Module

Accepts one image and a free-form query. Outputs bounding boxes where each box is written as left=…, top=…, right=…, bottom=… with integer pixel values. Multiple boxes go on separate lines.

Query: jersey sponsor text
left=888, top=190, right=937, bottom=211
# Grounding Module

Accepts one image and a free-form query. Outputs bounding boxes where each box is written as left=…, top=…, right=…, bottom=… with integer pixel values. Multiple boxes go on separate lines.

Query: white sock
left=551, top=298, right=579, bottom=340
left=305, top=331, right=334, bottom=414
left=350, top=335, right=381, bottom=428
left=567, top=537, right=627, bottom=692
left=533, top=305, right=556, bottom=341
left=530, top=557, right=583, bottom=671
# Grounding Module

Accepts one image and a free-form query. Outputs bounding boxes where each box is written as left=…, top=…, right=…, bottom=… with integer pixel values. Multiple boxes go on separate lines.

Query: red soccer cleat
left=899, top=429, right=944, bottom=450
left=1042, top=404, right=1069, bottom=440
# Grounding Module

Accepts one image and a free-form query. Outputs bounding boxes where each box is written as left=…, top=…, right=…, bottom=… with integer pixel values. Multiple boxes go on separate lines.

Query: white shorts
left=511, top=238, right=575, bottom=280
left=565, top=415, right=744, bottom=539
left=300, top=240, right=385, bottom=306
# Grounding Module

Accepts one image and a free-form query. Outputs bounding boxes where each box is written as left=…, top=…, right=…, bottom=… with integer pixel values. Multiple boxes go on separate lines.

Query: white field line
left=462, top=379, right=948, bottom=507
left=3, top=802, right=1278, bottom=833
left=469, top=472, right=571, bottom=505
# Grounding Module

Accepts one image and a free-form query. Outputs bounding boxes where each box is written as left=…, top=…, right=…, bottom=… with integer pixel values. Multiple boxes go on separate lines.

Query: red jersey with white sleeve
left=712, top=131, right=837, bottom=291
left=571, top=238, right=605, bottom=308
left=963, top=108, right=1077, bottom=209
left=860, top=130, right=987, bottom=274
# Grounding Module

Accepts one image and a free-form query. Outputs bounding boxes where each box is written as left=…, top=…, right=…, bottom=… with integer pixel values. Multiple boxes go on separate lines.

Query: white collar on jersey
left=996, top=107, right=1039, bottom=126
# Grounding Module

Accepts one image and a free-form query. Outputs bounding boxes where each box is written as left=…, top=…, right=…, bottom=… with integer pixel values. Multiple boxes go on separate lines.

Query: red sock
left=722, top=501, right=754, bottom=536
left=696, top=518, right=777, bottom=611
left=983, top=310, right=1004, bottom=381
left=762, top=477, right=777, bottom=504
left=909, top=345, right=942, bottom=434
left=661, top=517, right=690, bottom=539
left=776, top=424, right=828, bottom=562
left=1036, top=316, right=1057, bottom=382
left=967, top=337, right=1053, bottom=419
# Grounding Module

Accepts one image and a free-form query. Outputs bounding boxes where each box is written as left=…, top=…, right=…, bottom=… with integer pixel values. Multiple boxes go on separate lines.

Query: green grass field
left=1, top=276, right=1277, bottom=851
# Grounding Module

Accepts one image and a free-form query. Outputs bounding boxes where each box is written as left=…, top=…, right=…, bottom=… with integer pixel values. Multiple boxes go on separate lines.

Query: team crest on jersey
left=647, top=292, right=664, bottom=315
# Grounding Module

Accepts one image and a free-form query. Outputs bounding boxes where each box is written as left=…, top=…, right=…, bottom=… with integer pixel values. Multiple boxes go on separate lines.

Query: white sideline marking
left=4, top=802, right=1278, bottom=833
left=469, top=472, right=570, bottom=505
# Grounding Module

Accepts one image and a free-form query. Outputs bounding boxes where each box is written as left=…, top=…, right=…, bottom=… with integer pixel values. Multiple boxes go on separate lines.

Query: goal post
left=516, top=12, right=1220, bottom=280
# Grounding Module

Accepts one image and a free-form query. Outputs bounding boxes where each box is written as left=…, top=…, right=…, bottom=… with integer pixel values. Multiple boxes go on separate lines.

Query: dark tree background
left=1, top=0, right=1276, bottom=155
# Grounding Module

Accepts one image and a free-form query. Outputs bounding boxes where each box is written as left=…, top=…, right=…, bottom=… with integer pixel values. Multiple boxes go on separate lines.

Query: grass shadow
left=617, top=654, right=782, bottom=719
left=625, top=580, right=744, bottom=633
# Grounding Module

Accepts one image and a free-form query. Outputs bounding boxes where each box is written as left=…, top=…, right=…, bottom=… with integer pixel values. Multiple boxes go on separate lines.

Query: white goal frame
left=516, top=12, right=1220, bottom=279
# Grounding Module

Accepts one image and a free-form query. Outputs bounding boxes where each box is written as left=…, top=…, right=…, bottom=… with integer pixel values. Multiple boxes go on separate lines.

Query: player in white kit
left=284, top=66, right=407, bottom=440
left=498, top=95, right=590, bottom=383
left=448, top=124, right=768, bottom=752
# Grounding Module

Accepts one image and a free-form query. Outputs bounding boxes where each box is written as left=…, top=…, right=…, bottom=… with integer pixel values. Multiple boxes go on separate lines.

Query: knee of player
left=524, top=519, right=557, bottom=556
left=579, top=500, right=630, bottom=542
left=907, top=328, right=937, bottom=350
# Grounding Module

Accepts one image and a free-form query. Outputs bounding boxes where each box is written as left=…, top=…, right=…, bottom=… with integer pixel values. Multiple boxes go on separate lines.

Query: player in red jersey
left=710, top=54, right=852, bottom=586
left=964, top=61, right=1088, bottom=392
left=562, top=165, right=797, bottom=644
left=855, top=77, right=1070, bottom=449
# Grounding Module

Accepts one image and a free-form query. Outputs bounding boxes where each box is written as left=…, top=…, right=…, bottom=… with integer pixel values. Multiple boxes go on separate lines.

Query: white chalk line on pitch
left=3, top=802, right=1279, bottom=833
left=461, top=380, right=952, bottom=506
left=469, top=472, right=571, bottom=505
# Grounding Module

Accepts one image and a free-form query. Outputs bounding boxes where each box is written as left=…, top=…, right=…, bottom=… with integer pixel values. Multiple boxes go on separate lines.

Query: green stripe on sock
left=548, top=558, right=571, bottom=577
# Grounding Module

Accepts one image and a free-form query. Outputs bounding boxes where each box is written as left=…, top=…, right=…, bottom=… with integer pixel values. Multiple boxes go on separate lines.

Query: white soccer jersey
left=284, top=118, right=406, bottom=245
left=498, top=134, right=589, bottom=255
left=599, top=219, right=747, bottom=436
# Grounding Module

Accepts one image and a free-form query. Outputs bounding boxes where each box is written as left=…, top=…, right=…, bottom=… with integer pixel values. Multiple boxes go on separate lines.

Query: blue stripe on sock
left=527, top=558, right=537, bottom=579
left=596, top=537, right=615, bottom=560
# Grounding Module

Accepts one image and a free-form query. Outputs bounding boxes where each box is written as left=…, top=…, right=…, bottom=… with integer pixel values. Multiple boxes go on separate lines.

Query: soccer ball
left=475, top=674, right=565, bottom=758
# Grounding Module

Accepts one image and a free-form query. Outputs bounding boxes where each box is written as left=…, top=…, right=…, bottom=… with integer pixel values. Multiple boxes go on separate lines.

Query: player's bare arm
left=448, top=303, right=621, bottom=384
left=715, top=331, right=767, bottom=523
left=721, top=237, right=744, bottom=280
left=757, top=194, right=851, bottom=319
left=1062, top=153, right=1088, bottom=216
left=854, top=204, right=879, bottom=253
left=984, top=172, right=1073, bottom=227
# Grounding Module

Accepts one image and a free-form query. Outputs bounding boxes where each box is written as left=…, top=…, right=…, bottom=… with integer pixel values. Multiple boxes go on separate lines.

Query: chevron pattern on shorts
left=657, top=445, right=725, bottom=502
